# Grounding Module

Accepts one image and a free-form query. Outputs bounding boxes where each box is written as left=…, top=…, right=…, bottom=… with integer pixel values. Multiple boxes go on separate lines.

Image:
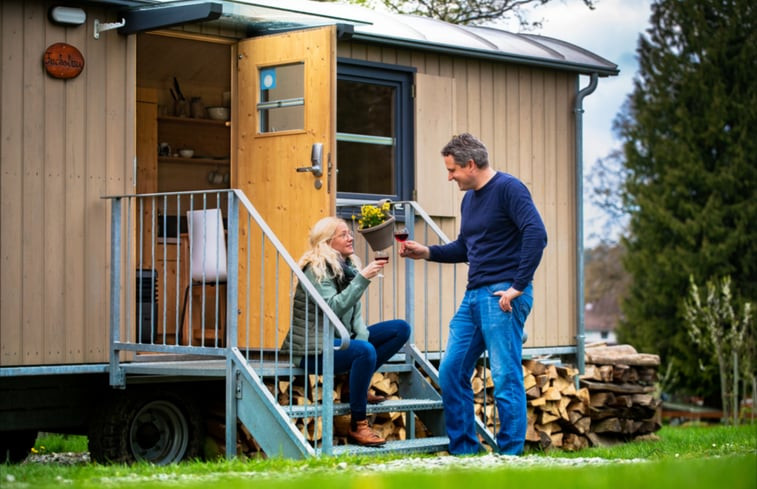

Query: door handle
left=296, top=143, right=323, bottom=177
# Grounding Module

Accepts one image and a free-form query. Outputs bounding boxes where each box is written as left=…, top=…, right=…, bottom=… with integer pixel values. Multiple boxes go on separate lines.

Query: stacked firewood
left=331, top=372, right=426, bottom=445
left=274, top=372, right=420, bottom=445
left=206, top=344, right=662, bottom=457
left=471, top=344, right=662, bottom=451
left=579, top=343, right=662, bottom=446
left=204, top=402, right=264, bottom=459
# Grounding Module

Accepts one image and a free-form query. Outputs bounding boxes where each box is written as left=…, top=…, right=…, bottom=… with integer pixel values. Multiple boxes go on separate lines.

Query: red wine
left=394, top=232, right=408, bottom=242
left=375, top=256, right=389, bottom=263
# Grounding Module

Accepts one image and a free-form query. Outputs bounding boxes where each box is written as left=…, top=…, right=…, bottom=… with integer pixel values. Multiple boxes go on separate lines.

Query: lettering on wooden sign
left=43, top=42, right=84, bottom=79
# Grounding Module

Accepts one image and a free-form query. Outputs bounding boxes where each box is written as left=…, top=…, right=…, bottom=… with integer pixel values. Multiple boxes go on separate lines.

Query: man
left=399, top=133, right=547, bottom=455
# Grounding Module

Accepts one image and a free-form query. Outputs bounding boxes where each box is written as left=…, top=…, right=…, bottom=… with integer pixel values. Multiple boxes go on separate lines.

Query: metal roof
left=94, top=0, right=619, bottom=76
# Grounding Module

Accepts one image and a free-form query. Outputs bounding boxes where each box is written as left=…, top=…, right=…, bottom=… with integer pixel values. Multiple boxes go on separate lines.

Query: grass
left=2, top=424, right=755, bottom=489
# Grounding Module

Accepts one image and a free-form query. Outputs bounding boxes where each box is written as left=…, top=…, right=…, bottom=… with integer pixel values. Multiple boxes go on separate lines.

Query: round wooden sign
left=43, top=42, right=84, bottom=79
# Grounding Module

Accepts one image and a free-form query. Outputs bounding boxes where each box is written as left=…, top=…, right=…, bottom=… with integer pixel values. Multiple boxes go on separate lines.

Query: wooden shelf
left=159, top=156, right=229, bottom=166
left=158, top=115, right=229, bottom=127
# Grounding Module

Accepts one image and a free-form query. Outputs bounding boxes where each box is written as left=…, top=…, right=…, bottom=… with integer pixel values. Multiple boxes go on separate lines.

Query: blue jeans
left=300, top=319, right=410, bottom=421
left=438, top=282, right=533, bottom=455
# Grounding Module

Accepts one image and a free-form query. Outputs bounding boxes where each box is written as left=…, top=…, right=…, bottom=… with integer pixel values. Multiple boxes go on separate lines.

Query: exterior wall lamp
left=48, top=6, right=87, bottom=26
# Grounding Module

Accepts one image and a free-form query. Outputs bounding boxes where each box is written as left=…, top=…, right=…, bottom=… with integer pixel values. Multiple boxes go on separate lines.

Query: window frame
left=336, top=58, right=415, bottom=203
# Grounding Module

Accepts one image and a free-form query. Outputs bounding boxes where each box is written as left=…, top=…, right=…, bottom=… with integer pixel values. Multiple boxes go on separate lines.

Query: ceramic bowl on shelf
left=178, top=149, right=194, bottom=158
left=206, top=106, right=230, bottom=121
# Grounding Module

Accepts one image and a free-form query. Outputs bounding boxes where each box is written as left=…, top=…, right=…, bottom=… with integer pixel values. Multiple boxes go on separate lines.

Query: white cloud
left=497, top=0, right=652, bottom=245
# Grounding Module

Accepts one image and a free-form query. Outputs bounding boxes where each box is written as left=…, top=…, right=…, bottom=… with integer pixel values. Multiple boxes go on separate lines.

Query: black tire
left=0, top=430, right=37, bottom=463
left=88, top=388, right=204, bottom=465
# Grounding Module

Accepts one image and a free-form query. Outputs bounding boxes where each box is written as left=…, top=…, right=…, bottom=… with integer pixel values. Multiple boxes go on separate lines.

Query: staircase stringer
left=229, top=348, right=315, bottom=459
left=405, top=344, right=498, bottom=450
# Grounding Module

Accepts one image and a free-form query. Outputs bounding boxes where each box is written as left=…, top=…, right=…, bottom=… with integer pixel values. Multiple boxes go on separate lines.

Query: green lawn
left=2, top=424, right=755, bottom=489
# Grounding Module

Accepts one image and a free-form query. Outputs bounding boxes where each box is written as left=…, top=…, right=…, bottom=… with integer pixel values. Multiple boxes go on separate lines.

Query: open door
left=235, top=25, right=336, bottom=348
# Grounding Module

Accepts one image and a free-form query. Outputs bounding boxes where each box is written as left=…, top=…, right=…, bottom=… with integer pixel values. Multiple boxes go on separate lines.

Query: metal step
left=284, top=397, right=444, bottom=418
left=330, top=435, right=449, bottom=456
left=255, top=360, right=415, bottom=377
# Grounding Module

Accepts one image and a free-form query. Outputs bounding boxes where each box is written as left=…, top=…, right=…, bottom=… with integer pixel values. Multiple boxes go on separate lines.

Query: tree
left=614, top=0, right=757, bottom=406
left=584, top=242, right=629, bottom=306
left=683, top=276, right=754, bottom=423
left=319, top=0, right=595, bottom=26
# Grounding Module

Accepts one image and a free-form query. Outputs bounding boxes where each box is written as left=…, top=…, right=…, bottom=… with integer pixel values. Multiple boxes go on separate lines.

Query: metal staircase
left=107, top=190, right=497, bottom=460
left=234, top=351, right=451, bottom=457
left=228, top=342, right=500, bottom=457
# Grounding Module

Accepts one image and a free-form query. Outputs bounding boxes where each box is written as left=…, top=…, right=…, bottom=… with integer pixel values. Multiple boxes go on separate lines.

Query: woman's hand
left=398, top=240, right=430, bottom=260
left=359, top=260, right=387, bottom=280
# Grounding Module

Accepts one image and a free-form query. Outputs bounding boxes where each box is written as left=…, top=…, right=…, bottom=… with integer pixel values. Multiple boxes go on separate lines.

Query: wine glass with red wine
left=374, top=250, right=389, bottom=278
left=394, top=226, right=409, bottom=254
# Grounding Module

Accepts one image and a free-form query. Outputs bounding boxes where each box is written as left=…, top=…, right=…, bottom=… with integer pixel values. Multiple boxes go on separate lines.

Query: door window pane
left=258, top=62, right=304, bottom=133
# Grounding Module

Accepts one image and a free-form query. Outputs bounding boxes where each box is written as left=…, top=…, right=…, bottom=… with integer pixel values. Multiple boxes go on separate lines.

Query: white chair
left=180, top=208, right=227, bottom=346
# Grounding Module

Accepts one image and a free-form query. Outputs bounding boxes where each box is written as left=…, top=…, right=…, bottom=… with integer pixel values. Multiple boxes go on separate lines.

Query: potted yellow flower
left=356, top=199, right=395, bottom=251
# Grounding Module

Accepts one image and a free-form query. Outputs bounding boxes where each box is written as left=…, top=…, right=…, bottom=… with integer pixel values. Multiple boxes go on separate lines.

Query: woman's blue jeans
left=438, top=282, right=533, bottom=455
left=300, top=319, right=410, bottom=421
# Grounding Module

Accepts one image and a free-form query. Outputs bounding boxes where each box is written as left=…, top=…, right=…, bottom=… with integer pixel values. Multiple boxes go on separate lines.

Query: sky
left=497, top=0, right=654, bottom=246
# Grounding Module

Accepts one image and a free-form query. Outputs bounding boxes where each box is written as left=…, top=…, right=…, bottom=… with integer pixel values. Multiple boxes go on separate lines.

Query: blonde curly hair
left=298, top=217, right=361, bottom=282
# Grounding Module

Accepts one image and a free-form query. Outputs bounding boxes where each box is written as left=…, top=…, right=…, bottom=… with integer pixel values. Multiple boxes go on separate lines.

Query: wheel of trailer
left=1, top=430, right=37, bottom=463
left=89, top=389, right=204, bottom=465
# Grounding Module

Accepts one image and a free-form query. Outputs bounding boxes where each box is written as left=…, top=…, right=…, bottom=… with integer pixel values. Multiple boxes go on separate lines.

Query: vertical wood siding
left=340, top=41, right=579, bottom=348
left=0, top=1, right=134, bottom=366
left=1, top=12, right=582, bottom=367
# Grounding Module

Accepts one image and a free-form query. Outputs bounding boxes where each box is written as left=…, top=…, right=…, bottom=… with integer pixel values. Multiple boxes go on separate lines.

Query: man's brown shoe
left=348, top=420, right=386, bottom=446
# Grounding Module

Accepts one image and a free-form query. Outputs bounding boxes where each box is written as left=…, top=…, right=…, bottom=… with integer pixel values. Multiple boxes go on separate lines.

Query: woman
left=282, top=217, right=411, bottom=446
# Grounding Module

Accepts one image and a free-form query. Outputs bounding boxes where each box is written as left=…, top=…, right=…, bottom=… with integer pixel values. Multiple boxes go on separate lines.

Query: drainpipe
left=574, top=72, right=598, bottom=381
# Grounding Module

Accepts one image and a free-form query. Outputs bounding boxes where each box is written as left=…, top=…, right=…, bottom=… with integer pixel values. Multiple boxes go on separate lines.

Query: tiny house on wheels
left=0, top=0, right=617, bottom=463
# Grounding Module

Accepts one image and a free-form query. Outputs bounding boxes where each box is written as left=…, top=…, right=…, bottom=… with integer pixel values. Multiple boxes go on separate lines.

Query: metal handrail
left=232, top=189, right=351, bottom=350
left=103, top=189, right=351, bottom=354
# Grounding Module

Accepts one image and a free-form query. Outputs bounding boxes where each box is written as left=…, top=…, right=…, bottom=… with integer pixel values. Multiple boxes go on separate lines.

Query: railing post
left=403, top=203, right=416, bottom=346
left=226, top=191, right=239, bottom=348
left=403, top=203, right=416, bottom=438
left=225, top=191, right=240, bottom=460
left=320, top=318, right=335, bottom=455
left=109, top=197, right=125, bottom=388
left=225, top=355, right=239, bottom=460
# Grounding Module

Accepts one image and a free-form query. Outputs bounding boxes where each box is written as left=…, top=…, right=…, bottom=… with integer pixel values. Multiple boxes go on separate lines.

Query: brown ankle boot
left=367, top=391, right=386, bottom=404
left=348, top=420, right=386, bottom=446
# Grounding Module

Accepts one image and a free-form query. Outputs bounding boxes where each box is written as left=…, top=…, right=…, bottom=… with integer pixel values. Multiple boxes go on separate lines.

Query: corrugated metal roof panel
left=104, top=0, right=619, bottom=75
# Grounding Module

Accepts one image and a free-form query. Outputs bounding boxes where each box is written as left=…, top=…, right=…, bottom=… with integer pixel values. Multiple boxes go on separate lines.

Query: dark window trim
left=336, top=58, right=415, bottom=204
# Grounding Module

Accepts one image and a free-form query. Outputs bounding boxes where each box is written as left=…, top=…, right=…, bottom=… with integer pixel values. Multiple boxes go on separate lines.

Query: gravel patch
left=22, top=451, right=646, bottom=472
left=344, top=453, right=647, bottom=473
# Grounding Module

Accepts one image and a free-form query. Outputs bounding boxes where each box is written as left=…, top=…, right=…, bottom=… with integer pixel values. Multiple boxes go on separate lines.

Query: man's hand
left=398, top=240, right=430, bottom=260
left=493, top=287, right=522, bottom=312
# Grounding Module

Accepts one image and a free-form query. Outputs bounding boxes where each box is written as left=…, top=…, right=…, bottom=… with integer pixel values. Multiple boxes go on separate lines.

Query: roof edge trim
left=351, top=32, right=619, bottom=76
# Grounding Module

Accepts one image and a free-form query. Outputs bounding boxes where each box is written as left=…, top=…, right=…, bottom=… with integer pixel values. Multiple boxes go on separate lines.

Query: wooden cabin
left=0, top=0, right=618, bottom=463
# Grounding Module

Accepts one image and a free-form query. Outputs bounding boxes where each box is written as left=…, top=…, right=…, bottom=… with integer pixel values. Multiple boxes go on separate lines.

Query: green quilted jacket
left=281, top=261, right=370, bottom=361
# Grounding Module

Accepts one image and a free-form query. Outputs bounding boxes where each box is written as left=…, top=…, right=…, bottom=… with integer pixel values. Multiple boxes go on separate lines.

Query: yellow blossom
left=357, top=200, right=392, bottom=229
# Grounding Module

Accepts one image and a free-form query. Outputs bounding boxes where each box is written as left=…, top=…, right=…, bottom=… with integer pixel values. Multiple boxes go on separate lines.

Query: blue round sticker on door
left=260, top=68, right=277, bottom=90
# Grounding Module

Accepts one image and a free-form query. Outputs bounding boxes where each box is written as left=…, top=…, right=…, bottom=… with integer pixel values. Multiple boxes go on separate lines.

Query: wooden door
left=235, top=26, right=336, bottom=348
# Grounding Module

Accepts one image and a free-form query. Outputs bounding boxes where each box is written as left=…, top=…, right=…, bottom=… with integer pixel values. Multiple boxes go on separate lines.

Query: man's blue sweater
left=428, top=171, right=548, bottom=291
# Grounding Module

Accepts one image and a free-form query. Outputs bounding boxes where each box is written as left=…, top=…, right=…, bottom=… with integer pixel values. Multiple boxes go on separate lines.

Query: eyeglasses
left=333, top=231, right=354, bottom=240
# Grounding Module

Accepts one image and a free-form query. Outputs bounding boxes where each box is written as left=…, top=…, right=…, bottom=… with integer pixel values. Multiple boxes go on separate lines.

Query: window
left=258, top=62, right=304, bottom=133
left=337, top=59, right=414, bottom=201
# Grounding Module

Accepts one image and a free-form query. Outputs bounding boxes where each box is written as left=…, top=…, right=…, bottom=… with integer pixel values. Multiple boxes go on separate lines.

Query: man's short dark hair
left=441, top=133, right=489, bottom=169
